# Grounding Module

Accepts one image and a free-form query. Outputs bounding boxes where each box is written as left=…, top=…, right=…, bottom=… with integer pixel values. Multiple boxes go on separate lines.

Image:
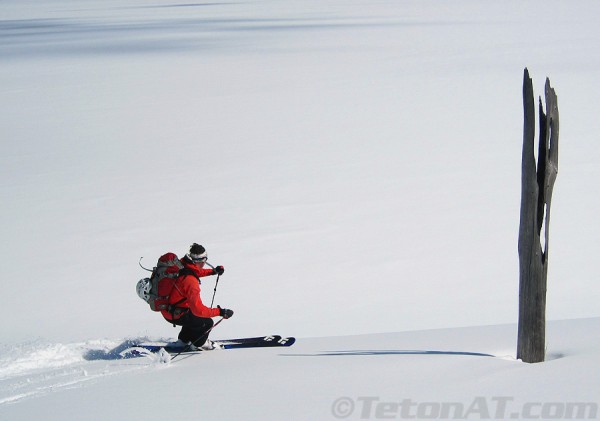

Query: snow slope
left=1, top=319, right=600, bottom=420
left=1, top=0, right=600, bottom=419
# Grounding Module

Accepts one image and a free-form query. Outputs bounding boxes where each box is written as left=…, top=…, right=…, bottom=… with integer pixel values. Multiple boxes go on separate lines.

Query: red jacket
left=161, top=259, right=221, bottom=320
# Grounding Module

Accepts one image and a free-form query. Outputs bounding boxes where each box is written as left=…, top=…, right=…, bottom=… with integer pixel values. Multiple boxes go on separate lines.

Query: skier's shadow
left=282, top=350, right=495, bottom=357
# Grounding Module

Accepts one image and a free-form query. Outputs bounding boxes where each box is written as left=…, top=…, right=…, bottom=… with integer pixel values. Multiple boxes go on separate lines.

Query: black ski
left=120, top=335, right=295, bottom=357
left=218, top=335, right=295, bottom=349
left=215, top=335, right=282, bottom=345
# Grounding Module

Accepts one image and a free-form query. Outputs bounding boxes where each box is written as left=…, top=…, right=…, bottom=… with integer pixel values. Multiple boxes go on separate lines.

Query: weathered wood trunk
left=517, top=68, right=559, bottom=363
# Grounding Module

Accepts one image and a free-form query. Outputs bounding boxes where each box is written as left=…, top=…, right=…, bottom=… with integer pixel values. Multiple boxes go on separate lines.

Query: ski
left=119, top=344, right=200, bottom=357
left=217, top=335, right=295, bottom=349
left=215, top=335, right=282, bottom=345
left=120, top=335, right=295, bottom=358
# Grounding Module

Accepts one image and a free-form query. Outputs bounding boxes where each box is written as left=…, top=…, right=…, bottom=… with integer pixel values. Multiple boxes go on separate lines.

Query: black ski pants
left=166, top=312, right=214, bottom=346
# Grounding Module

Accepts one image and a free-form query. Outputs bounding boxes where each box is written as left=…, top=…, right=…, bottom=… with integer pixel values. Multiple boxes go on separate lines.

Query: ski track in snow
left=0, top=332, right=508, bottom=407
left=1, top=319, right=600, bottom=419
left=0, top=338, right=168, bottom=406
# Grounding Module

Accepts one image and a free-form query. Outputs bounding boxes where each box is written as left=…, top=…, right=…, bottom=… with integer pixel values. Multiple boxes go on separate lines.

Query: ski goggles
left=187, top=252, right=208, bottom=263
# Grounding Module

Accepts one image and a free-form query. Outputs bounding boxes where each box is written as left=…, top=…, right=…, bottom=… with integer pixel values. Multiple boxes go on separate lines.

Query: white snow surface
left=1, top=320, right=600, bottom=420
left=1, top=0, right=600, bottom=419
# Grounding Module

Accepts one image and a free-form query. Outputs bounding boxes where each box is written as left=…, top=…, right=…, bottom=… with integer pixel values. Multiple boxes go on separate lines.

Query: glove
left=218, top=305, right=234, bottom=319
left=214, top=265, right=225, bottom=276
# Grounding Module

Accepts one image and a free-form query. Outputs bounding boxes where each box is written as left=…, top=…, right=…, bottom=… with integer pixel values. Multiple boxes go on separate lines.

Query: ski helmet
left=136, top=277, right=152, bottom=302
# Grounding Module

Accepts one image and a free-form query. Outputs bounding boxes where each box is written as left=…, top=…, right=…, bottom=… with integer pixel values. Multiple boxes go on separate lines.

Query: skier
left=165, top=243, right=233, bottom=350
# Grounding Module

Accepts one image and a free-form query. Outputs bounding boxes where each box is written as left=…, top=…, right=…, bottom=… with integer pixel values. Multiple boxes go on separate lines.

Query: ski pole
left=204, top=261, right=221, bottom=308
left=170, top=317, right=224, bottom=361
left=210, top=274, right=220, bottom=308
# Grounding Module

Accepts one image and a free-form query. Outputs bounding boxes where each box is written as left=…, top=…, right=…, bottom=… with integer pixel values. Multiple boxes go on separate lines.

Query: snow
left=1, top=0, right=600, bottom=419
left=1, top=320, right=600, bottom=419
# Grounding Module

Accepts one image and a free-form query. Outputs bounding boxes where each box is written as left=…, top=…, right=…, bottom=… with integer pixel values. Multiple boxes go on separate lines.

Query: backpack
left=140, top=252, right=186, bottom=312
